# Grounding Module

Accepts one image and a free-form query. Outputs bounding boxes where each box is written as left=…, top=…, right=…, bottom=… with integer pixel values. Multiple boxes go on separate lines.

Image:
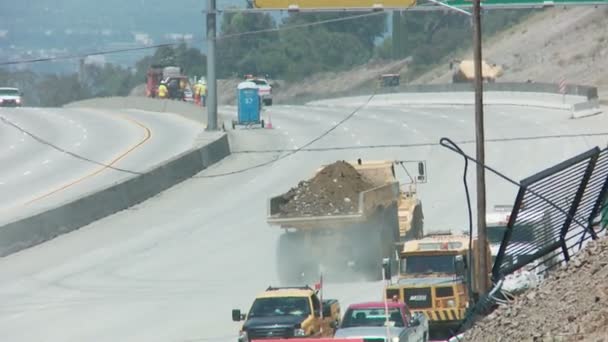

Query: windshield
left=341, top=308, right=404, bottom=328
left=248, top=297, right=310, bottom=318
left=0, top=89, right=19, bottom=96
left=401, top=255, right=456, bottom=274
left=250, top=79, right=268, bottom=86
left=487, top=224, right=536, bottom=244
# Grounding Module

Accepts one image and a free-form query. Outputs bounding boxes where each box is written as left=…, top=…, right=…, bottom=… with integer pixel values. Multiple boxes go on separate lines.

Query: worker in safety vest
left=193, top=81, right=202, bottom=105
left=157, top=82, right=168, bottom=99
left=200, top=81, right=207, bottom=107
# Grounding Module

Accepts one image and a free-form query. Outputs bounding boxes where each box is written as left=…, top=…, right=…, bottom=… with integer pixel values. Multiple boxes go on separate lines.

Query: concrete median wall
left=292, top=81, right=600, bottom=107
left=0, top=127, right=230, bottom=257
left=571, top=98, right=603, bottom=119
left=65, top=96, right=211, bottom=124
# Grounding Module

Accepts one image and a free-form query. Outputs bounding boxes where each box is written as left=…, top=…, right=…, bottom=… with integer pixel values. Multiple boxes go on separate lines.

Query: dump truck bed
left=267, top=181, right=400, bottom=229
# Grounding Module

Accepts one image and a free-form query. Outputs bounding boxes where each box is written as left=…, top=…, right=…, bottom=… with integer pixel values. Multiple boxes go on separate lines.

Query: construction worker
left=193, top=80, right=202, bottom=105
left=158, top=81, right=168, bottom=99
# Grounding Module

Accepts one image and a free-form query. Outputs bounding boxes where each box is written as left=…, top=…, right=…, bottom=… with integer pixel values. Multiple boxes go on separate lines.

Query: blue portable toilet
left=233, top=81, right=264, bottom=129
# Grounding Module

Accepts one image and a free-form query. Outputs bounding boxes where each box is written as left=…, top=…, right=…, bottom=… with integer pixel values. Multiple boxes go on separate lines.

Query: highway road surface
left=0, top=106, right=204, bottom=224
left=0, top=97, right=607, bottom=341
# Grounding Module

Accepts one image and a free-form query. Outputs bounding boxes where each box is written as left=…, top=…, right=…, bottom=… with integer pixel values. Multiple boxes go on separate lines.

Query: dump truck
left=451, top=59, right=503, bottom=83
left=384, top=232, right=490, bottom=340
left=267, top=159, right=425, bottom=285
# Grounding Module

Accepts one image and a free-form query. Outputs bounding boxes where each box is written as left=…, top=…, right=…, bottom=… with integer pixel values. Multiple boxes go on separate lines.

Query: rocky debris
left=278, top=161, right=375, bottom=217
left=464, top=236, right=608, bottom=342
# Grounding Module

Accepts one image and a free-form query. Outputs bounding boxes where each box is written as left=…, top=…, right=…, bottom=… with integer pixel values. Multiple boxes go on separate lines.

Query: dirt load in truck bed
left=278, top=161, right=375, bottom=217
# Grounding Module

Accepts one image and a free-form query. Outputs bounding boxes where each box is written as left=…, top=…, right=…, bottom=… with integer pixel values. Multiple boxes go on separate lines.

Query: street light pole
left=472, top=0, right=489, bottom=295
left=205, top=0, right=218, bottom=131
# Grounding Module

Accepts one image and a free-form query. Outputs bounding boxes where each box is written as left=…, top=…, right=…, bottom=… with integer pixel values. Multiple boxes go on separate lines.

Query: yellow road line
left=11, top=115, right=151, bottom=208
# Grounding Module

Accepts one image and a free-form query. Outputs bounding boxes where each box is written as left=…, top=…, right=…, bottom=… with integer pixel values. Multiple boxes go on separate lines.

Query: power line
left=2, top=110, right=607, bottom=179
left=230, top=132, right=608, bottom=154
left=216, top=11, right=385, bottom=40
left=195, top=90, right=379, bottom=178
left=0, top=10, right=387, bottom=66
left=0, top=115, right=143, bottom=175
left=0, top=43, right=181, bottom=67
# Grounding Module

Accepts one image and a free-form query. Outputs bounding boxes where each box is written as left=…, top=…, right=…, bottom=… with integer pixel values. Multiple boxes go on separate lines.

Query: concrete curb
left=0, top=116, right=231, bottom=258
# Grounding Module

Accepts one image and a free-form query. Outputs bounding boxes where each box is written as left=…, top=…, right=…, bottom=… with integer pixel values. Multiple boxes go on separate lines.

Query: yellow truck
left=232, top=285, right=341, bottom=340
left=384, top=232, right=490, bottom=338
left=267, top=159, right=425, bottom=284
left=451, top=59, right=504, bottom=83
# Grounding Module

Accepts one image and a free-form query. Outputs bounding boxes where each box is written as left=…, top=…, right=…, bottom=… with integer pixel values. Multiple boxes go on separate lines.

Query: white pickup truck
left=246, top=77, right=273, bottom=106
left=334, top=301, right=429, bottom=342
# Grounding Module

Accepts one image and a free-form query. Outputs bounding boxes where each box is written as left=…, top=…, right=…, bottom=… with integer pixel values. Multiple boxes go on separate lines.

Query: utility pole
left=205, top=0, right=218, bottom=131
left=472, top=0, right=489, bottom=295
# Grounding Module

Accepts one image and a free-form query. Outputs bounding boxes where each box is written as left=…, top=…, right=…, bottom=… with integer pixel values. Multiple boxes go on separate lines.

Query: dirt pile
left=464, top=236, right=608, bottom=342
left=278, top=161, right=375, bottom=217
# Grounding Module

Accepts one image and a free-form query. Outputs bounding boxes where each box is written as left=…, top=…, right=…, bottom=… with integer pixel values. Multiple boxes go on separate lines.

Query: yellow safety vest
left=158, top=85, right=168, bottom=97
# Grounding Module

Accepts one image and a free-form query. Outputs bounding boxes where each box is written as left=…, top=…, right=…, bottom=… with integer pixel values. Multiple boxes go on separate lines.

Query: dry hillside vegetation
left=414, top=7, right=608, bottom=97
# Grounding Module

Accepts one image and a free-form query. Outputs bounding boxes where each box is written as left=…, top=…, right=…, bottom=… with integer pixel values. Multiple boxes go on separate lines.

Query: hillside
left=413, top=7, right=608, bottom=97
left=464, top=234, right=608, bottom=341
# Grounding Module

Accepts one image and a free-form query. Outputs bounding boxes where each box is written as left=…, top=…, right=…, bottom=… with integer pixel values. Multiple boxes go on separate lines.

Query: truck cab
left=384, top=233, right=475, bottom=339
left=336, top=301, right=428, bottom=342
left=232, top=286, right=340, bottom=341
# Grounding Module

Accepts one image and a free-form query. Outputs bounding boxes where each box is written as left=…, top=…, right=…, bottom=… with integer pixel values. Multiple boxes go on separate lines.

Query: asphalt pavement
left=0, top=96, right=607, bottom=341
left=0, top=106, right=205, bottom=224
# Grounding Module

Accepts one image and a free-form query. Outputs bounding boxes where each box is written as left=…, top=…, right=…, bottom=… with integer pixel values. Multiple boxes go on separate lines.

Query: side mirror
left=410, top=316, right=420, bottom=326
left=330, top=320, right=339, bottom=329
left=323, top=305, right=332, bottom=318
left=454, top=255, right=466, bottom=277
left=417, top=162, right=425, bottom=181
left=232, top=309, right=245, bottom=322
left=382, top=258, right=391, bottom=280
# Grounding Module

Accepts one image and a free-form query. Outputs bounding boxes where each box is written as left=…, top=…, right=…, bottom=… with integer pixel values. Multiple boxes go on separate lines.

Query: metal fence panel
left=492, top=147, right=608, bottom=282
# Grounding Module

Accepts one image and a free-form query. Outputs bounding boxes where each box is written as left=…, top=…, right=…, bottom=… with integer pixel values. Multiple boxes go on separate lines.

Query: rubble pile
left=278, top=161, right=374, bottom=217
left=465, top=236, right=608, bottom=342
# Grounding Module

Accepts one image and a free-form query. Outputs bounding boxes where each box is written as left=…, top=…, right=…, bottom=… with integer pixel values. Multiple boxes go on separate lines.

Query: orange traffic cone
left=266, top=111, right=273, bottom=129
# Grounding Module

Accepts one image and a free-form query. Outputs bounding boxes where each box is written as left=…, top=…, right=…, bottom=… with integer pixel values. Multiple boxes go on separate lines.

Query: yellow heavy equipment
left=451, top=59, right=503, bottom=83
left=267, top=159, right=425, bottom=284
left=384, top=232, right=491, bottom=339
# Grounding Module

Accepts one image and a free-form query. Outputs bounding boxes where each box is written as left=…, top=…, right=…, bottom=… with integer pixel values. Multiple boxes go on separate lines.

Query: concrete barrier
left=571, top=98, right=603, bottom=119
left=65, top=97, right=212, bottom=124
left=291, top=82, right=600, bottom=106
left=0, top=127, right=230, bottom=258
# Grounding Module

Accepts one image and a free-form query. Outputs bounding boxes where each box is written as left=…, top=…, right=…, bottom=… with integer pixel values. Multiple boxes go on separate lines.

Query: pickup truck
left=232, top=285, right=340, bottom=341
left=334, top=301, right=429, bottom=342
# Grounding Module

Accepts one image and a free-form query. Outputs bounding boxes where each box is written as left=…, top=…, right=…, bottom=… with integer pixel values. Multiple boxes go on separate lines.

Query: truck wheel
left=277, top=233, right=309, bottom=285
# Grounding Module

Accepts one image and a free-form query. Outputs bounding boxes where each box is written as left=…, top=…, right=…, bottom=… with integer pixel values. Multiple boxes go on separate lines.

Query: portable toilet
left=233, top=81, right=264, bottom=129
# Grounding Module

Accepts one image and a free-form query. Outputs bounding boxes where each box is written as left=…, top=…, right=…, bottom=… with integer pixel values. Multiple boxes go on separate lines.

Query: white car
left=246, top=78, right=273, bottom=106
left=0, top=87, right=23, bottom=107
